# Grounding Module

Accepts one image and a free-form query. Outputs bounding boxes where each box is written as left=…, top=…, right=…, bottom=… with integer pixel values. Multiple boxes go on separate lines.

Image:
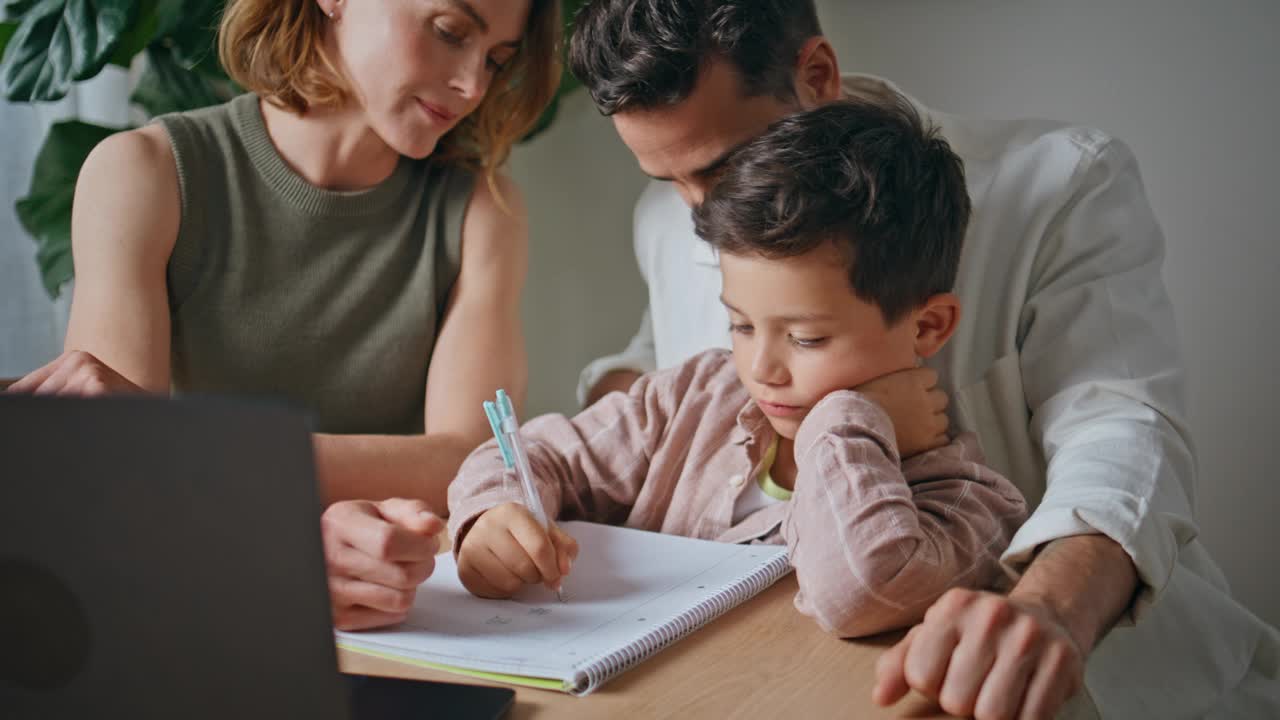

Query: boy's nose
left=751, top=347, right=789, bottom=386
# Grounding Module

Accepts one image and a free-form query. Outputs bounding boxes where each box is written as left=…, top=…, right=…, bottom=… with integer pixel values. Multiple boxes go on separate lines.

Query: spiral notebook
left=336, top=521, right=792, bottom=696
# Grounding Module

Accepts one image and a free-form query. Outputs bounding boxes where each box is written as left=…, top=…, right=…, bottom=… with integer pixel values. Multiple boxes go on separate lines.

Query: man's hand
left=874, top=588, right=1084, bottom=720
left=874, top=535, right=1137, bottom=719
left=585, top=369, right=642, bottom=407
left=6, top=350, right=144, bottom=396
left=856, top=366, right=949, bottom=457
left=456, top=503, right=578, bottom=599
left=322, top=499, right=444, bottom=631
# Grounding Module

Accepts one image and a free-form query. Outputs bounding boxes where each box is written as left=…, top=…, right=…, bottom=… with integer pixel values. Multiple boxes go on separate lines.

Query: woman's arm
left=315, top=173, right=529, bottom=514
left=8, top=125, right=178, bottom=395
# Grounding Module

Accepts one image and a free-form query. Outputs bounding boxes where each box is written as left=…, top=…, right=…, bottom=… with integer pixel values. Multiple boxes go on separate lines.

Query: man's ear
left=912, top=293, right=961, bottom=359
left=793, top=36, right=842, bottom=109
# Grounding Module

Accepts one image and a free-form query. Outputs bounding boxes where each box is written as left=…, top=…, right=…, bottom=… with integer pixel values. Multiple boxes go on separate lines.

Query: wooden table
left=339, top=575, right=949, bottom=719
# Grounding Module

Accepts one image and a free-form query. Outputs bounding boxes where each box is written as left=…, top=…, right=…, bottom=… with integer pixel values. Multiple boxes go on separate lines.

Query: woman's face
left=326, top=0, right=530, bottom=158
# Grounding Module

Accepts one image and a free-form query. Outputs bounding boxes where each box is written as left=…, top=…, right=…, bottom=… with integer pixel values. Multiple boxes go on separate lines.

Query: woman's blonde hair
left=218, top=0, right=562, bottom=184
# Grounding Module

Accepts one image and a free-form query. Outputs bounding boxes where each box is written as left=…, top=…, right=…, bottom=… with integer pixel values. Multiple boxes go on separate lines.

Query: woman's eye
left=434, top=23, right=464, bottom=45
left=486, top=55, right=509, bottom=73
left=728, top=323, right=753, bottom=335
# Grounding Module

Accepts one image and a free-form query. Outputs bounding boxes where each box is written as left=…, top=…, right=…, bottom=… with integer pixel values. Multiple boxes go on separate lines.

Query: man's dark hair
left=568, top=0, right=822, bottom=116
left=694, top=98, right=971, bottom=324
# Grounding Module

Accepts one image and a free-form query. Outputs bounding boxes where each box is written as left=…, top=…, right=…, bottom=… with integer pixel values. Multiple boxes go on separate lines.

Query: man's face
left=612, top=60, right=800, bottom=207
left=719, top=244, right=919, bottom=440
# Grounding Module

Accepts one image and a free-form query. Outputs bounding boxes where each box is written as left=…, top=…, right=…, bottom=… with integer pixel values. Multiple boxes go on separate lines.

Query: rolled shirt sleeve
left=1002, top=136, right=1199, bottom=622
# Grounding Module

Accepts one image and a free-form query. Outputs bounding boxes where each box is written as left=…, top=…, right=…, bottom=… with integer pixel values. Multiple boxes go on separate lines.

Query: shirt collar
left=731, top=398, right=772, bottom=446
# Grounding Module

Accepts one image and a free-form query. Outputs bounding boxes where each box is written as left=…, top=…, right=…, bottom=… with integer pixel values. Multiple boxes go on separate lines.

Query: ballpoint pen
left=483, top=399, right=515, bottom=469
left=495, top=389, right=567, bottom=603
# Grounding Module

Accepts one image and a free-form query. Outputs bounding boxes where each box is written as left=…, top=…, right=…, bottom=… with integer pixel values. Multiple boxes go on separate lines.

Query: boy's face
left=719, top=244, right=919, bottom=440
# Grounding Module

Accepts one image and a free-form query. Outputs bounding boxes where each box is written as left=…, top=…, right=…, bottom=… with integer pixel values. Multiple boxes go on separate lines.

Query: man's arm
left=1009, top=534, right=1138, bottom=653
left=317, top=173, right=529, bottom=514
left=578, top=308, right=656, bottom=407
left=876, top=136, right=1194, bottom=719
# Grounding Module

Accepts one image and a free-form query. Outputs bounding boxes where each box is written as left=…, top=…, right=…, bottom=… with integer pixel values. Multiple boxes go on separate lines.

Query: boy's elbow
left=793, top=546, right=936, bottom=638
left=806, top=596, right=921, bottom=639
left=795, top=572, right=922, bottom=639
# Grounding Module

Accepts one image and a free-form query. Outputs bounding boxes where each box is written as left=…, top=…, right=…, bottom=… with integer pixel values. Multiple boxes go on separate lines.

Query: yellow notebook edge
left=337, top=642, right=570, bottom=693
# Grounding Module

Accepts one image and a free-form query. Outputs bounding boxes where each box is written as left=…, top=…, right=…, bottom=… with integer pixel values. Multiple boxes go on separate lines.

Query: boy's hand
left=855, top=367, right=950, bottom=458
left=457, top=503, right=579, bottom=599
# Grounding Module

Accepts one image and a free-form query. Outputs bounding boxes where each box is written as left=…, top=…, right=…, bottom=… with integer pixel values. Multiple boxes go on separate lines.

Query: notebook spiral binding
left=569, top=553, right=793, bottom=696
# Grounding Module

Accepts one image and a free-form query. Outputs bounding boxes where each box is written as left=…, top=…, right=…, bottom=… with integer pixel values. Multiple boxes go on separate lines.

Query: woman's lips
left=417, top=99, right=456, bottom=124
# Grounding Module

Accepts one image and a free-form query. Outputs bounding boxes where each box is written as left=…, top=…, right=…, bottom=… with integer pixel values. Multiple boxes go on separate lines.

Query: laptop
left=0, top=395, right=514, bottom=719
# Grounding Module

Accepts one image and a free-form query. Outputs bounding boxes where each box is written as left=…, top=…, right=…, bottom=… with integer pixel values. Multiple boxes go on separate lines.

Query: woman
left=8, top=0, right=561, bottom=630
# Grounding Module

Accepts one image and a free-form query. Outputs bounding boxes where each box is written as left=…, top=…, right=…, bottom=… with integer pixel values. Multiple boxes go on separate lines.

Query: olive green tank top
left=156, top=94, right=474, bottom=434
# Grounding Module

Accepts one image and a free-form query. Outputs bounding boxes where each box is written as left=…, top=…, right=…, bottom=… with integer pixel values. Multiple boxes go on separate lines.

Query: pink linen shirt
left=449, top=349, right=1028, bottom=637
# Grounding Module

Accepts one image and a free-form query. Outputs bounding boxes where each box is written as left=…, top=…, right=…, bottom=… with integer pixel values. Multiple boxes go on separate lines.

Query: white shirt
left=578, top=75, right=1280, bottom=718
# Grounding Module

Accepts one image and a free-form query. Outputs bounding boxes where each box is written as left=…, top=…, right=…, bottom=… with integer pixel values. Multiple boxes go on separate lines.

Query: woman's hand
left=322, top=499, right=444, bottom=631
left=456, top=503, right=578, bottom=600
left=6, top=350, right=145, bottom=396
left=855, top=366, right=950, bottom=458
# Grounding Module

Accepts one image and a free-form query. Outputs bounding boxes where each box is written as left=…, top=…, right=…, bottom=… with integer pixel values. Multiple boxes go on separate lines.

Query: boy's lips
left=757, top=399, right=804, bottom=418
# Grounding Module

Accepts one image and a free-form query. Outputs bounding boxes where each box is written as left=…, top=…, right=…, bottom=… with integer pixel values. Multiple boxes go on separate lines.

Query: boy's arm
left=447, top=371, right=674, bottom=548
left=783, top=391, right=1028, bottom=638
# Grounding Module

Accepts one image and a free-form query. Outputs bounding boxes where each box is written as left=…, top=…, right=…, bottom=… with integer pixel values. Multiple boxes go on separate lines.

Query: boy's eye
left=789, top=335, right=828, bottom=348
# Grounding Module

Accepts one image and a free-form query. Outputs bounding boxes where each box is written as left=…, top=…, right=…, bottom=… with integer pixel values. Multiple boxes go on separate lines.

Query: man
left=570, top=1, right=1280, bottom=718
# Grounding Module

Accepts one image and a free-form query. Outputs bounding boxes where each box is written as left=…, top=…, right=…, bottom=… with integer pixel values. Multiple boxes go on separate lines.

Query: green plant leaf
left=0, top=21, right=17, bottom=59
left=15, top=120, right=120, bottom=298
left=1, top=0, right=140, bottom=102
left=4, top=0, right=43, bottom=17
left=153, top=0, right=223, bottom=73
left=131, top=43, right=220, bottom=117
left=106, top=0, right=158, bottom=68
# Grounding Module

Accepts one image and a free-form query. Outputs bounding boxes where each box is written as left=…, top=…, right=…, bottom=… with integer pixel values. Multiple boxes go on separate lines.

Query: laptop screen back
left=0, top=396, right=349, bottom=719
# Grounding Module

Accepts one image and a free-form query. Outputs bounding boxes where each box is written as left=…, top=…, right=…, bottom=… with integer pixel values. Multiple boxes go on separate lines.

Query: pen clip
left=483, top=400, right=515, bottom=469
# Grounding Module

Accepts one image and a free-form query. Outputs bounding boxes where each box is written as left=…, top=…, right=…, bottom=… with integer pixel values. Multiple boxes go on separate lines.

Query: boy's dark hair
left=694, top=98, right=971, bottom=324
left=568, top=0, right=822, bottom=116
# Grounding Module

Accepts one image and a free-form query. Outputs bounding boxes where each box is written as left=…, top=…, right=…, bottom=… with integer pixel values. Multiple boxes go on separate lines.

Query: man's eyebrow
left=445, top=0, right=522, bottom=47
left=643, top=148, right=736, bottom=184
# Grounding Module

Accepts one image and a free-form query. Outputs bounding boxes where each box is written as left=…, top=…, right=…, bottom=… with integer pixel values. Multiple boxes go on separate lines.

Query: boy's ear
left=912, top=293, right=961, bottom=359
left=793, top=36, right=842, bottom=109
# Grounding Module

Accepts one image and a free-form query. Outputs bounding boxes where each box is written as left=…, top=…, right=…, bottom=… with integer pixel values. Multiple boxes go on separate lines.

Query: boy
left=447, top=99, right=1027, bottom=637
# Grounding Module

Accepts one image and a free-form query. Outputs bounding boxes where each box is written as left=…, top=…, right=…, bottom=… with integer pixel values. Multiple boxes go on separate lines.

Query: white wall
left=508, top=0, right=1280, bottom=626
left=508, top=90, right=650, bottom=415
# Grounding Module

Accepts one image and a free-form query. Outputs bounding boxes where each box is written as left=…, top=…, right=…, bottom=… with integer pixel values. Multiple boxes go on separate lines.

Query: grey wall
left=508, top=0, right=1280, bottom=625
